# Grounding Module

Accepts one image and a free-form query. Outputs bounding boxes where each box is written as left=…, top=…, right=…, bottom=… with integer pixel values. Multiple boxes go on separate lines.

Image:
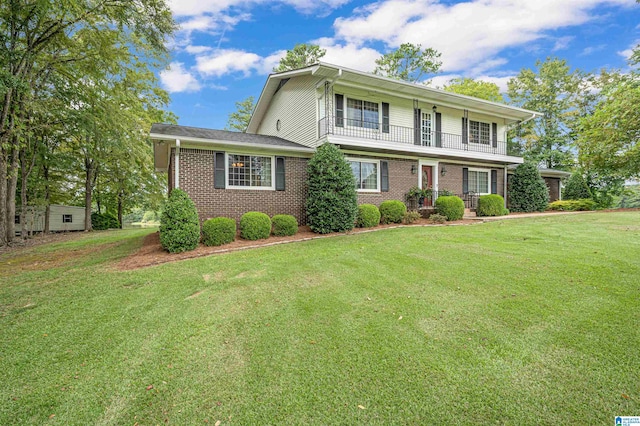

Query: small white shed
left=16, top=205, right=86, bottom=233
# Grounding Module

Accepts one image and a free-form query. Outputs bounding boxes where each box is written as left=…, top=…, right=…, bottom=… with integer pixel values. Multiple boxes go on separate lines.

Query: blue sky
left=160, top=0, right=640, bottom=130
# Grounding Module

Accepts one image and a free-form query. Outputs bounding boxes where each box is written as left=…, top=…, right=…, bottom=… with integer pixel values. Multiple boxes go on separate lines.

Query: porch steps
left=463, top=208, right=477, bottom=219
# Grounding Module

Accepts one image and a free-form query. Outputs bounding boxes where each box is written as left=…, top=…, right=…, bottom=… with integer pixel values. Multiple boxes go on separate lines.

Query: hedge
left=159, top=189, right=200, bottom=253
left=547, top=199, right=596, bottom=211
left=202, top=217, right=236, bottom=246
left=91, top=212, right=120, bottom=230
left=379, top=200, right=407, bottom=224
left=435, top=196, right=465, bottom=221
left=240, top=212, right=271, bottom=240
left=477, top=194, right=506, bottom=217
left=272, top=214, right=298, bottom=236
left=356, top=204, right=381, bottom=228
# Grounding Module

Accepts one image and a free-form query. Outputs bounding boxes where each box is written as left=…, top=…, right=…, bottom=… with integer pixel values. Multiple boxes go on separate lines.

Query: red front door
left=422, top=165, right=433, bottom=207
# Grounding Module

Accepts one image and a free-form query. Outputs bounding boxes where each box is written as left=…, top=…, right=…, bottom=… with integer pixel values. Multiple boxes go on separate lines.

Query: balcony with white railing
left=318, top=116, right=514, bottom=156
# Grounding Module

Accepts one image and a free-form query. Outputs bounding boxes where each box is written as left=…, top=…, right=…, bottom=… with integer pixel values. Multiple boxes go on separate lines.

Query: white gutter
left=504, top=165, right=508, bottom=208
left=175, top=139, right=180, bottom=189
left=150, top=133, right=315, bottom=154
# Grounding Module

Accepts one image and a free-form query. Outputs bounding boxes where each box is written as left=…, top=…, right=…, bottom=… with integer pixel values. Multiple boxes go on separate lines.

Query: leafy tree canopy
left=273, top=44, right=326, bottom=72
left=443, top=78, right=503, bottom=102
left=374, top=43, right=442, bottom=83
left=226, top=96, right=256, bottom=132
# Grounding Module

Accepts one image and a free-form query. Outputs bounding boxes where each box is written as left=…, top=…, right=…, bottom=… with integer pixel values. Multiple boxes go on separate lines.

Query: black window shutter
left=214, top=151, right=225, bottom=189
left=335, top=94, right=344, bottom=127
left=275, top=157, right=285, bottom=191
left=462, top=117, right=468, bottom=144
left=463, top=167, right=469, bottom=193
left=492, top=122, right=498, bottom=148
left=382, top=102, right=390, bottom=134
left=414, top=108, right=421, bottom=145
left=435, top=112, right=442, bottom=147
left=491, top=170, right=498, bottom=194
left=380, top=161, right=389, bottom=192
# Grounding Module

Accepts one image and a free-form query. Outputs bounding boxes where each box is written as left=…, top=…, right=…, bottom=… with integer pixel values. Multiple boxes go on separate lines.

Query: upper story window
left=346, top=98, right=379, bottom=129
left=470, top=120, right=490, bottom=145
left=348, top=158, right=379, bottom=192
left=227, top=154, right=273, bottom=189
left=421, top=112, right=433, bottom=146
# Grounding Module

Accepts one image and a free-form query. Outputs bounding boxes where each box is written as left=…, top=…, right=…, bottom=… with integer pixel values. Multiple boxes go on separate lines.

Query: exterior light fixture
left=411, top=164, right=417, bottom=174
left=432, top=105, right=437, bottom=113
left=441, top=165, right=447, bottom=176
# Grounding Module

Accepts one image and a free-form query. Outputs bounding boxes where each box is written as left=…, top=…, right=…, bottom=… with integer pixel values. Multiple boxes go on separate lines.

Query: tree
left=507, top=58, right=581, bottom=170
left=225, top=96, right=255, bottom=132
left=273, top=44, right=326, bottom=73
left=374, top=43, right=442, bottom=83
left=306, top=143, right=357, bottom=234
left=507, top=162, right=549, bottom=212
left=443, top=78, right=503, bottom=102
left=563, top=172, right=592, bottom=200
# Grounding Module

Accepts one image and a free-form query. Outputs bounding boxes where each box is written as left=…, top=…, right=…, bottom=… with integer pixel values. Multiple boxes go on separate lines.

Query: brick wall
left=545, top=177, right=561, bottom=201
left=439, top=162, right=505, bottom=197
left=177, top=149, right=309, bottom=224
left=355, top=157, right=419, bottom=206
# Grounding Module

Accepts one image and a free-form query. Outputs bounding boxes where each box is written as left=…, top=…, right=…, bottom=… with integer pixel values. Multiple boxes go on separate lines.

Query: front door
left=422, top=165, right=433, bottom=207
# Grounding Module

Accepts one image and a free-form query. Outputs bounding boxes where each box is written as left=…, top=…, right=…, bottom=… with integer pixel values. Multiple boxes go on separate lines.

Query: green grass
left=1, top=213, right=639, bottom=425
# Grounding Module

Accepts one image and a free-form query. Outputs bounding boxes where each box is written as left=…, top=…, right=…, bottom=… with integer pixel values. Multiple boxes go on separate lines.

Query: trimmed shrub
left=202, top=217, right=236, bottom=246
left=356, top=204, right=381, bottom=228
left=159, top=189, right=200, bottom=253
left=477, top=194, right=506, bottom=217
left=563, top=172, right=592, bottom=200
left=240, top=212, right=271, bottom=240
left=272, top=214, right=298, bottom=236
left=379, top=200, right=407, bottom=224
left=429, top=213, right=447, bottom=224
left=547, top=199, right=596, bottom=211
left=403, top=210, right=421, bottom=224
left=502, top=208, right=510, bottom=216
left=435, top=196, right=465, bottom=221
left=508, top=162, right=549, bottom=212
left=306, top=143, right=358, bottom=234
left=91, top=212, right=120, bottom=230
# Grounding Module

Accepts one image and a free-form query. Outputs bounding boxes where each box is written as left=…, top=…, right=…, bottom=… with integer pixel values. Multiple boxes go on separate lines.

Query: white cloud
left=168, top=0, right=351, bottom=17
left=473, top=75, right=515, bottom=93
left=552, top=36, right=574, bottom=52
left=618, top=39, right=639, bottom=59
left=195, top=49, right=278, bottom=77
left=160, top=62, right=202, bottom=93
left=313, top=37, right=381, bottom=72
left=185, top=45, right=213, bottom=54
left=333, top=0, right=634, bottom=72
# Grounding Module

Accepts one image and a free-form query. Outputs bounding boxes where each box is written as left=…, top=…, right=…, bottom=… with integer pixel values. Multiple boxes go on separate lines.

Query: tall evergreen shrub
left=508, top=163, right=549, bottom=212
left=306, top=143, right=358, bottom=234
left=563, top=172, right=592, bottom=200
left=159, top=189, right=200, bottom=253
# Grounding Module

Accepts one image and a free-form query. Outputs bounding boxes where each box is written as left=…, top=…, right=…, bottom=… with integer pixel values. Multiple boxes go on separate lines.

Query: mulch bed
left=117, top=218, right=480, bottom=270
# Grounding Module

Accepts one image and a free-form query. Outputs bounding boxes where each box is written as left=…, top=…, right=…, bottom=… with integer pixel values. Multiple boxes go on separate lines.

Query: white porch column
left=175, top=139, right=181, bottom=189
left=503, top=165, right=508, bottom=208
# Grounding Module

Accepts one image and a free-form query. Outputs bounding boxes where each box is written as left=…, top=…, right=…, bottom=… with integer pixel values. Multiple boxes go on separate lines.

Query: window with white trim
left=346, top=98, right=379, bottom=129
left=468, top=169, right=490, bottom=194
left=421, top=112, right=433, bottom=146
left=469, top=120, right=490, bottom=145
left=348, top=159, right=379, bottom=191
left=227, top=154, right=273, bottom=189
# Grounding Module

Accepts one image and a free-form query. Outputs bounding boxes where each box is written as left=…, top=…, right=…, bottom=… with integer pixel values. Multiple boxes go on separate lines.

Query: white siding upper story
left=249, top=63, right=541, bottom=164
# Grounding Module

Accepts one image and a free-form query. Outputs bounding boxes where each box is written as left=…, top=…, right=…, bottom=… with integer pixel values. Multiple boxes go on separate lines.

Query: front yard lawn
left=1, top=212, right=639, bottom=424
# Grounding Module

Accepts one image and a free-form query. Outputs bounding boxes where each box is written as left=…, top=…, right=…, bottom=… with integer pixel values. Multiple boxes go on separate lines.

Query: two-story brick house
left=151, top=62, right=542, bottom=224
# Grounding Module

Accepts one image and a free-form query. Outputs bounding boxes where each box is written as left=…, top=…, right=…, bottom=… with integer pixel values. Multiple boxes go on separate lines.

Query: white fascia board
left=150, top=133, right=315, bottom=156
left=327, top=135, right=524, bottom=165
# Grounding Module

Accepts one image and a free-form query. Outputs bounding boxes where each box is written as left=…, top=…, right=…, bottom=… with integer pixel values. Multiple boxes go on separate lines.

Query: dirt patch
left=117, top=219, right=480, bottom=271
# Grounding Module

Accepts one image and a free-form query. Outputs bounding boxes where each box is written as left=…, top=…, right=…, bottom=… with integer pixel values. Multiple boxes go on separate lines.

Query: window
left=468, top=169, right=490, bottom=194
left=346, top=98, right=379, bottom=129
left=15, top=215, right=20, bottom=224
left=469, top=120, right=490, bottom=145
left=421, top=112, right=432, bottom=146
left=348, top=159, right=379, bottom=191
left=227, top=154, right=273, bottom=189
left=63, top=214, right=73, bottom=223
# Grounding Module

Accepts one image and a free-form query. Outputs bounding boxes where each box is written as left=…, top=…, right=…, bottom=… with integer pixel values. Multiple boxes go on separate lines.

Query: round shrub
left=508, top=162, right=549, bottom=212
left=477, top=194, right=506, bottom=217
left=306, top=143, right=358, bottom=234
left=202, top=217, right=236, bottom=246
left=435, top=196, right=465, bottom=221
left=91, top=212, right=120, bottom=230
left=240, top=212, right=271, bottom=240
left=159, top=189, right=200, bottom=253
left=356, top=204, right=381, bottom=228
left=379, top=200, right=407, bottom=224
left=272, top=214, right=298, bottom=236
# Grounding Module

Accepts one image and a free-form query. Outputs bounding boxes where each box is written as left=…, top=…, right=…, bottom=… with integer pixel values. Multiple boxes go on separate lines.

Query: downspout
left=175, top=139, right=180, bottom=189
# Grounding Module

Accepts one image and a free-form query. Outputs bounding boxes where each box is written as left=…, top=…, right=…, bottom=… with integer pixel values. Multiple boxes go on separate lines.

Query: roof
left=247, top=62, right=543, bottom=133
left=150, top=123, right=308, bottom=149
left=507, top=164, right=572, bottom=178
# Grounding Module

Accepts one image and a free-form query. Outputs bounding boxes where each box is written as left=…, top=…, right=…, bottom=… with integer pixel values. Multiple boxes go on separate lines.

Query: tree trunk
left=84, top=156, right=94, bottom=231
left=6, top=144, right=19, bottom=243
left=0, top=148, right=7, bottom=246
left=117, top=193, right=123, bottom=229
left=19, top=149, right=28, bottom=239
left=43, top=163, right=50, bottom=233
